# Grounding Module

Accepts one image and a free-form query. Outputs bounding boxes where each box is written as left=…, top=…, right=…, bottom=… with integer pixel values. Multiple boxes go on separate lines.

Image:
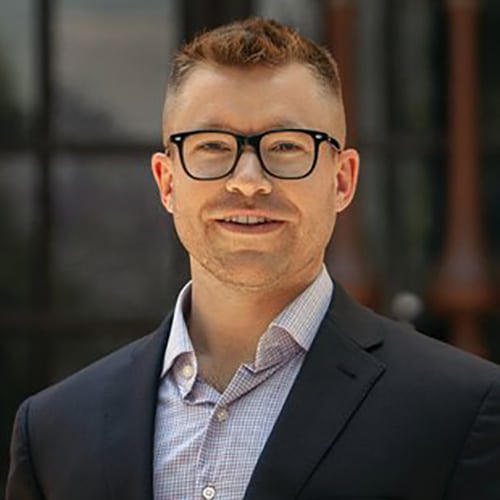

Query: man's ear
left=151, top=152, right=174, bottom=213
left=334, top=148, right=360, bottom=213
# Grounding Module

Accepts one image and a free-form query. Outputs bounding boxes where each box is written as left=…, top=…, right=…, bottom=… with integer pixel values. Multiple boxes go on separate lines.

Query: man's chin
left=203, top=253, right=290, bottom=292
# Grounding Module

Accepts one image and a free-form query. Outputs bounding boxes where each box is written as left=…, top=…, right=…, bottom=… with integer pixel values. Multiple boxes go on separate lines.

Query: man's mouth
left=222, top=215, right=275, bottom=225
left=215, top=214, right=285, bottom=234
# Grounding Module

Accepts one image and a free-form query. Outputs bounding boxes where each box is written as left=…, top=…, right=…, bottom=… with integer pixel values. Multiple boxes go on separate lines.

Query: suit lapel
left=244, top=284, right=386, bottom=500
left=102, top=315, right=172, bottom=500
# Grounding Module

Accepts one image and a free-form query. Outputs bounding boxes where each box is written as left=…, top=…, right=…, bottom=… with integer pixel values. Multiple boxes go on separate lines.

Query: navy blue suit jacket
left=6, top=283, right=500, bottom=499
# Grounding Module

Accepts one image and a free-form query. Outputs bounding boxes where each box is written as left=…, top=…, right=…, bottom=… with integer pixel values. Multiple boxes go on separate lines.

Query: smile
left=216, top=215, right=285, bottom=234
left=222, top=215, right=275, bottom=225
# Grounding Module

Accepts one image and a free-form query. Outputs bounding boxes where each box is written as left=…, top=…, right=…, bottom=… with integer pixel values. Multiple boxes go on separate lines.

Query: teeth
left=223, top=215, right=272, bottom=224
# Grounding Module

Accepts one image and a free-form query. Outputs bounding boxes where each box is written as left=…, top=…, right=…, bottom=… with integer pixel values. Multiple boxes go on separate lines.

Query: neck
left=186, top=260, right=321, bottom=390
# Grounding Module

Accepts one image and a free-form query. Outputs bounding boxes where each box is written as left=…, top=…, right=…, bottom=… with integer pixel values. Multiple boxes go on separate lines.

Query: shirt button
left=202, top=485, right=216, bottom=499
left=181, top=364, right=194, bottom=379
left=215, top=407, right=229, bottom=423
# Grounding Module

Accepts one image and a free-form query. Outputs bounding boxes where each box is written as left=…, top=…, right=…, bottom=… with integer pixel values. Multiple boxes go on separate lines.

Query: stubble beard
left=195, top=247, right=294, bottom=293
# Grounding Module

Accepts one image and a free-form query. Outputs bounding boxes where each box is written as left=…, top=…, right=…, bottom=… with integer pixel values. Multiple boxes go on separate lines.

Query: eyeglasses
left=167, top=128, right=341, bottom=180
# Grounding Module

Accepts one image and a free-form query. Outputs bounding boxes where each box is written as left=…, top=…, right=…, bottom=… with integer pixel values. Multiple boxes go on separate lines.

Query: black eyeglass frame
left=167, top=128, right=342, bottom=180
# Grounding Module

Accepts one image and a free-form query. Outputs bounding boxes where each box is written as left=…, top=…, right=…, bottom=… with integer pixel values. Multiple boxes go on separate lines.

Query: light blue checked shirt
left=153, top=266, right=333, bottom=500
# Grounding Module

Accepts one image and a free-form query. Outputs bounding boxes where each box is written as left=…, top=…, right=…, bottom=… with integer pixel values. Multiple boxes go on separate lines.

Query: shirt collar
left=269, top=265, right=333, bottom=352
left=160, top=265, right=333, bottom=378
left=160, top=282, right=195, bottom=378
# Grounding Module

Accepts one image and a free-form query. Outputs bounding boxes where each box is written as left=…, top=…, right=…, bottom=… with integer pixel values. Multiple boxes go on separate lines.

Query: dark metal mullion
left=183, top=0, right=224, bottom=40
left=182, top=0, right=253, bottom=40
left=0, top=316, right=157, bottom=339
left=27, top=0, right=54, bottom=390
left=385, top=0, right=402, bottom=297
left=33, top=0, right=54, bottom=311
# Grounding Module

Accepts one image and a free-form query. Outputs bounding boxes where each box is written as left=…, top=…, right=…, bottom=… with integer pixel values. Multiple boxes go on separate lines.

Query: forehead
left=165, top=63, right=344, bottom=136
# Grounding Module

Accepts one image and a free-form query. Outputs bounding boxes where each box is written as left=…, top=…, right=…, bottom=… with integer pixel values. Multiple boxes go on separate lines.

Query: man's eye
left=270, top=142, right=304, bottom=153
left=197, top=142, right=232, bottom=152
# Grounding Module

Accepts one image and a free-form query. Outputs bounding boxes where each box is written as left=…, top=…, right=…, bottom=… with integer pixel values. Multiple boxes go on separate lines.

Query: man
left=6, top=18, right=500, bottom=500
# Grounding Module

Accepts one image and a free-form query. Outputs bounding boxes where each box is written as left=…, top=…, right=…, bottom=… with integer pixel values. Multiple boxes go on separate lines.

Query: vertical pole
left=34, top=0, right=53, bottom=311
left=429, top=0, right=496, bottom=357
left=325, top=0, right=377, bottom=308
left=29, top=0, right=54, bottom=388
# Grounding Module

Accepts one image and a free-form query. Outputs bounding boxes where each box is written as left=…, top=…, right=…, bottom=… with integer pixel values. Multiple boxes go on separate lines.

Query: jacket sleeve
left=5, top=398, right=45, bottom=500
left=444, top=376, right=500, bottom=500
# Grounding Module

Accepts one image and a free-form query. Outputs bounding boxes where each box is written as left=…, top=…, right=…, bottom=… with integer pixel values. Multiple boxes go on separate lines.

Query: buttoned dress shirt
left=153, top=267, right=333, bottom=500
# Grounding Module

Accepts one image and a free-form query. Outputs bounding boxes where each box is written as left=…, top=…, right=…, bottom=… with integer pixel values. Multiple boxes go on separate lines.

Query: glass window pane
left=482, top=153, right=500, bottom=260
left=0, top=156, right=35, bottom=308
left=481, top=0, right=500, bottom=137
left=391, top=0, right=440, bottom=134
left=53, top=154, right=189, bottom=318
left=54, top=0, right=180, bottom=142
left=0, top=0, right=35, bottom=142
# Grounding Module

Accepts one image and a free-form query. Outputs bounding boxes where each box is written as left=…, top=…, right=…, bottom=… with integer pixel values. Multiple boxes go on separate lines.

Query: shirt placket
left=194, top=375, right=247, bottom=500
left=194, top=350, right=299, bottom=500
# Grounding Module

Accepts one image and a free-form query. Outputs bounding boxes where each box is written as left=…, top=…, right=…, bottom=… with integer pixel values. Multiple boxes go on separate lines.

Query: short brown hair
left=167, top=17, right=342, bottom=100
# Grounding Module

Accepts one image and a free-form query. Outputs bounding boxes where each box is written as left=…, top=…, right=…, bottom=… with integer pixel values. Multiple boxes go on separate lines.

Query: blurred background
left=1, top=0, right=499, bottom=492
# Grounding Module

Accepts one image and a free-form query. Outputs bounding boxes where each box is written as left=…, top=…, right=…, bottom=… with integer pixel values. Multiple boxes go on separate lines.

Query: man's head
left=152, top=18, right=359, bottom=293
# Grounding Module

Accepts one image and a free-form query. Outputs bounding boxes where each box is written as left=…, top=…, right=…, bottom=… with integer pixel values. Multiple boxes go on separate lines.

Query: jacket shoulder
left=331, top=282, right=500, bottom=389
left=27, top=317, right=169, bottom=417
left=378, top=311, right=499, bottom=378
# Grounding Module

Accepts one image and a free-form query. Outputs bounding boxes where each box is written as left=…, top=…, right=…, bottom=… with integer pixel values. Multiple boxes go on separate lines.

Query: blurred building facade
left=1, top=0, right=499, bottom=490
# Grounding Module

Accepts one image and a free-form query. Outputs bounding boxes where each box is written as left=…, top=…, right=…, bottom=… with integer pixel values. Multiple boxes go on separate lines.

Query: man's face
left=152, top=63, right=359, bottom=292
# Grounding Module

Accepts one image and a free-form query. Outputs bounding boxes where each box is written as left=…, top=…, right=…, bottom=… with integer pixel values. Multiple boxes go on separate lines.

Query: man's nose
left=225, top=150, right=272, bottom=197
